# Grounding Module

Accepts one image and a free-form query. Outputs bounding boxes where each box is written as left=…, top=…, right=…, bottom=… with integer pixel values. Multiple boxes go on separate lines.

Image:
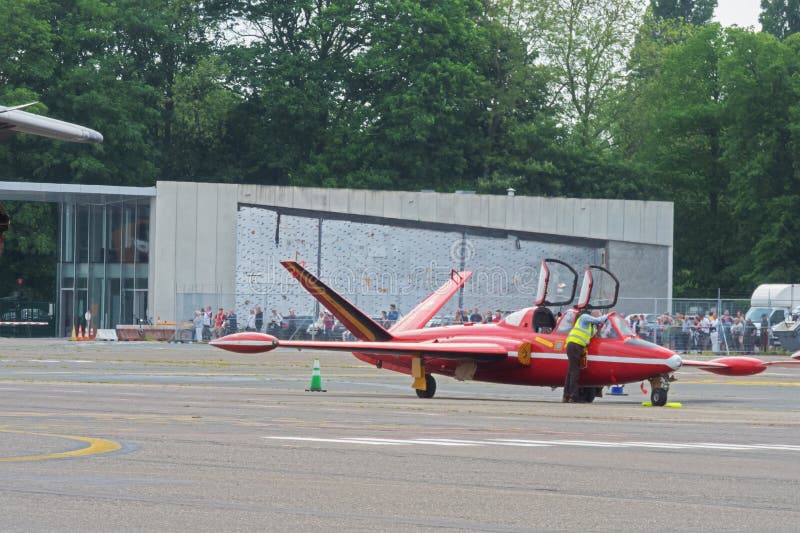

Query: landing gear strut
left=648, top=375, right=670, bottom=406
left=415, top=374, right=437, bottom=399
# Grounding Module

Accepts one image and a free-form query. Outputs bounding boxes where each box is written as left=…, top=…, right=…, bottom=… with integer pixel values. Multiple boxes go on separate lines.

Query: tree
left=621, top=25, right=731, bottom=294
left=206, top=0, right=374, bottom=185
left=520, top=0, right=645, bottom=147
left=720, top=29, right=800, bottom=285
left=650, top=0, right=717, bottom=25
left=760, top=0, right=800, bottom=39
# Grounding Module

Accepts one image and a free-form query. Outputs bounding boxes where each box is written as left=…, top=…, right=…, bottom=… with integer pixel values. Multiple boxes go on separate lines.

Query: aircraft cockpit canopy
left=598, top=314, right=634, bottom=339
left=535, top=259, right=578, bottom=307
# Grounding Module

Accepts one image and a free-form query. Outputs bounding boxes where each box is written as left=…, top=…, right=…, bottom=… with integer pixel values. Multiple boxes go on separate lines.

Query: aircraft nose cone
left=82, top=128, right=104, bottom=143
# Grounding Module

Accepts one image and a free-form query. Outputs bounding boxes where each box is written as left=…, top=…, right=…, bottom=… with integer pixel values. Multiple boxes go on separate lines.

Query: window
left=503, top=309, right=527, bottom=327
left=598, top=320, right=618, bottom=339
left=613, top=315, right=634, bottom=336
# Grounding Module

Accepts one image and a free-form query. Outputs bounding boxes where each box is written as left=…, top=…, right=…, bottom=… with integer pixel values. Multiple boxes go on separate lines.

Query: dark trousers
left=563, top=341, right=585, bottom=401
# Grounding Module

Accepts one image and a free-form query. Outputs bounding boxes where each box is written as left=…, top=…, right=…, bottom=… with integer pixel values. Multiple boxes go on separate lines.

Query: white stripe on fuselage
left=531, top=352, right=682, bottom=371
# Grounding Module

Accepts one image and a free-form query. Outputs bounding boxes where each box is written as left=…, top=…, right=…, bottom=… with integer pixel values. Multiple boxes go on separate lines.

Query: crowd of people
left=452, top=308, right=504, bottom=324
left=625, top=310, right=769, bottom=354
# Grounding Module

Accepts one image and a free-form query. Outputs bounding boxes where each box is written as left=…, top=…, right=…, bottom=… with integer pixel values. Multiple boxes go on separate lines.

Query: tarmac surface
left=0, top=338, right=799, bottom=532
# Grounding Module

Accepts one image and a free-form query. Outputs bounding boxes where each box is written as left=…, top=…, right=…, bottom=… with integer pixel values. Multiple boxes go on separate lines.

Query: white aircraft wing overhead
left=0, top=104, right=103, bottom=143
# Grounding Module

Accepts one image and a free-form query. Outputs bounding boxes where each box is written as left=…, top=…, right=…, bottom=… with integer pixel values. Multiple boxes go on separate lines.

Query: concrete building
left=1, top=180, right=673, bottom=335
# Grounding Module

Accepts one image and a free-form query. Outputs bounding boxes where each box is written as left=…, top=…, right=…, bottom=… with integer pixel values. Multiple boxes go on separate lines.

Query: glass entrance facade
left=56, top=198, right=151, bottom=336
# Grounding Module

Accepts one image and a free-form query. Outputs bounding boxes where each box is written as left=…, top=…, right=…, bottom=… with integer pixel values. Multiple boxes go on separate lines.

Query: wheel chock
left=641, top=401, right=682, bottom=408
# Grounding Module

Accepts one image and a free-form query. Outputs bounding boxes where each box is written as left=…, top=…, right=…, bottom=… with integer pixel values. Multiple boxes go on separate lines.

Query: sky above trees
left=714, top=0, right=761, bottom=28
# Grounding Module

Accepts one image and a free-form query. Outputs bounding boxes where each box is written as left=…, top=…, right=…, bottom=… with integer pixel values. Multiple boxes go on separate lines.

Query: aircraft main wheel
left=577, top=387, right=596, bottom=403
left=415, top=374, right=437, bottom=399
left=651, top=387, right=668, bottom=407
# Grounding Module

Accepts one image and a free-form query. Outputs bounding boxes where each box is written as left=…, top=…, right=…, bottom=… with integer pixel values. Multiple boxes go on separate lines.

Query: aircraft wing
left=681, top=356, right=800, bottom=376
left=391, top=270, right=472, bottom=333
left=0, top=104, right=103, bottom=143
left=211, top=332, right=509, bottom=362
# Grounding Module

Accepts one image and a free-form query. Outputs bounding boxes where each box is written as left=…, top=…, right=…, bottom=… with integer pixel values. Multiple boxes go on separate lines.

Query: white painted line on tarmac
left=264, top=436, right=800, bottom=452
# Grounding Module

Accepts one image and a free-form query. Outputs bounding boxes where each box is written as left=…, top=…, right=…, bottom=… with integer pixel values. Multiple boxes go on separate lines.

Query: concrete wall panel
left=154, top=181, right=674, bottom=323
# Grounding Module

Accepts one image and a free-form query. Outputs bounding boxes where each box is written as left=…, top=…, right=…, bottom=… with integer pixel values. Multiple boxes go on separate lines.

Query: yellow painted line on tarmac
left=681, top=379, right=800, bottom=387
left=0, top=429, right=121, bottom=462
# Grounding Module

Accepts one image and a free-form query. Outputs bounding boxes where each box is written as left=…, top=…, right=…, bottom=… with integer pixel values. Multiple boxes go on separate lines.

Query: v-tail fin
left=391, top=270, right=472, bottom=332
left=281, top=261, right=393, bottom=342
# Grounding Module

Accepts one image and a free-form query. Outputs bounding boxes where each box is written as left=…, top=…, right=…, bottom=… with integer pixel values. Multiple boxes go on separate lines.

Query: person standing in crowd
left=628, top=314, right=640, bottom=337
left=268, top=309, right=283, bottom=335
left=721, top=310, right=733, bottom=350
left=669, top=313, right=681, bottom=351
left=493, top=310, right=503, bottom=322
left=731, top=317, right=744, bottom=353
left=760, top=313, right=769, bottom=352
left=468, top=307, right=482, bottom=323
left=255, top=306, right=263, bottom=332
left=202, top=306, right=212, bottom=341
left=709, top=311, right=720, bottom=353
left=308, top=311, right=325, bottom=339
left=563, top=310, right=608, bottom=403
left=323, top=311, right=335, bottom=340
left=380, top=310, right=389, bottom=328
left=680, top=313, right=691, bottom=353
left=453, top=309, right=463, bottom=324
left=285, top=309, right=298, bottom=339
left=226, top=309, right=237, bottom=334
left=245, top=308, right=256, bottom=331
left=744, top=318, right=757, bottom=354
left=699, top=313, right=711, bottom=351
left=212, top=308, right=226, bottom=338
left=386, top=304, right=399, bottom=327
left=193, top=310, right=204, bottom=342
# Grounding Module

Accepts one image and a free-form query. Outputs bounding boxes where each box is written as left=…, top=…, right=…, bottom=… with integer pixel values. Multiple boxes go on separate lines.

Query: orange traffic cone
left=71, top=325, right=77, bottom=341
left=77, top=325, right=84, bottom=341
left=89, top=327, right=96, bottom=340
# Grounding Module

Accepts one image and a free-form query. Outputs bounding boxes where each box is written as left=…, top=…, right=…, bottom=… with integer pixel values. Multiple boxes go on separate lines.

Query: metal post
left=314, top=217, right=323, bottom=318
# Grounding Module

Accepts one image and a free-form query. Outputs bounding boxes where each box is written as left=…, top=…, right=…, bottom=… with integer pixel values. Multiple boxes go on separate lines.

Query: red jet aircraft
left=212, top=259, right=800, bottom=406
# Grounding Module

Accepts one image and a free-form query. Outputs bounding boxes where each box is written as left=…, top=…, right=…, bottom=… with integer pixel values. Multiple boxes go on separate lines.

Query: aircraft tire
left=577, top=387, right=596, bottom=403
left=651, top=388, right=668, bottom=407
left=415, top=374, right=437, bottom=399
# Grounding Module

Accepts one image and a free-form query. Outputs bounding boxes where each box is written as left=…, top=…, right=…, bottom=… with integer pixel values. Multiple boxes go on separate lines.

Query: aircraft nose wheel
left=415, top=374, right=437, bottom=398
left=651, top=388, right=668, bottom=406
left=648, top=375, right=670, bottom=406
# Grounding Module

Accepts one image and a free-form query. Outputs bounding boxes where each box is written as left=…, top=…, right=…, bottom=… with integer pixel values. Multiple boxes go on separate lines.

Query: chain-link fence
left=617, top=297, right=750, bottom=318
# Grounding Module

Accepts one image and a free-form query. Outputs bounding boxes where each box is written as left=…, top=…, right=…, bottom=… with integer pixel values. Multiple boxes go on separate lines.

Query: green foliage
left=760, top=0, right=800, bottom=39
left=650, top=0, right=717, bottom=25
left=0, top=202, right=57, bottom=300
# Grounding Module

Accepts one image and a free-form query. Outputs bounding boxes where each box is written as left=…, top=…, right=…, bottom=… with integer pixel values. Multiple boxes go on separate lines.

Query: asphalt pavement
left=0, top=338, right=798, bottom=532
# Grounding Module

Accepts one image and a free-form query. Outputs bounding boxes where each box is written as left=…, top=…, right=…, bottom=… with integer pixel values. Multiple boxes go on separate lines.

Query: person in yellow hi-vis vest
left=564, top=309, right=608, bottom=403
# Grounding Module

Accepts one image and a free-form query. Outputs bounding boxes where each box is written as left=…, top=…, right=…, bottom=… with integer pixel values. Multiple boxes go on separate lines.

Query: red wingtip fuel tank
left=210, top=332, right=279, bottom=354
left=702, top=357, right=768, bottom=376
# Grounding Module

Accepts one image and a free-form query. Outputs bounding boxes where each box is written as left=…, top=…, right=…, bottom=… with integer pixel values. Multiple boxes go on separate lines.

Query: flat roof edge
left=0, top=181, right=156, bottom=203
